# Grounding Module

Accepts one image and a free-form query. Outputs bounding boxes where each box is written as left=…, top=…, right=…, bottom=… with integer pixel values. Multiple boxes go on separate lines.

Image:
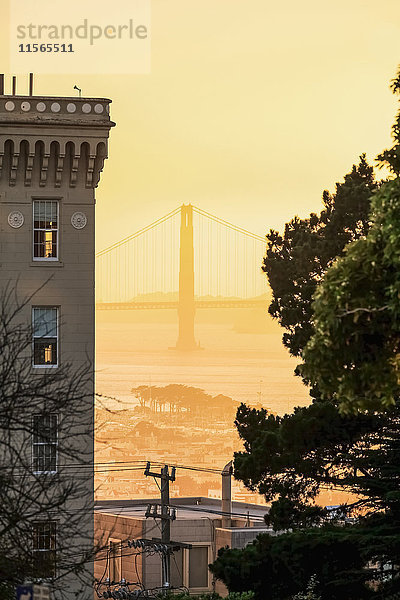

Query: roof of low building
left=95, top=496, right=269, bottom=522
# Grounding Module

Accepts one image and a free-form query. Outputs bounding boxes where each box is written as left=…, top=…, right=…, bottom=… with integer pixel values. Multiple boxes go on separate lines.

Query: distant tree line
left=132, top=383, right=238, bottom=418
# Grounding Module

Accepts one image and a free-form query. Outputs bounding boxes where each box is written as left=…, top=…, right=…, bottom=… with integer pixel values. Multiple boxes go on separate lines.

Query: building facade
left=0, top=88, right=114, bottom=597
left=94, top=497, right=273, bottom=598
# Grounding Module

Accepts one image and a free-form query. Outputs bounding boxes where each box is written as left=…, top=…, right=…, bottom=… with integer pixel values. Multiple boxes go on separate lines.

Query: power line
left=94, top=459, right=223, bottom=471
left=0, top=460, right=225, bottom=475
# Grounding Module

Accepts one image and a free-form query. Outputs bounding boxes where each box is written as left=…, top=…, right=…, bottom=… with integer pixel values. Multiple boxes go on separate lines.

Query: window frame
left=32, top=520, right=57, bottom=579
left=164, top=543, right=212, bottom=592
left=108, top=538, right=122, bottom=584
left=32, top=306, right=59, bottom=369
left=32, top=414, right=58, bottom=475
left=184, top=543, right=212, bottom=592
left=32, top=199, right=59, bottom=262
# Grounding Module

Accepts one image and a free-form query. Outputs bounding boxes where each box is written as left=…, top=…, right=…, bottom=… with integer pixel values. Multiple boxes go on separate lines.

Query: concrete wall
left=94, top=509, right=274, bottom=598
left=94, top=513, right=145, bottom=588
left=95, top=513, right=222, bottom=594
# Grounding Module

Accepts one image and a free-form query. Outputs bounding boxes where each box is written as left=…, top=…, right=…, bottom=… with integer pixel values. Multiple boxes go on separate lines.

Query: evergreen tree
left=211, top=69, right=400, bottom=598
left=302, top=67, right=400, bottom=412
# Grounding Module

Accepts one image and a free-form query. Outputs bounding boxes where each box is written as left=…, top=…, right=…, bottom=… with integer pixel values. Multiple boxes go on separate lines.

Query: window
left=32, top=521, right=56, bottom=578
left=32, top=414, right=57, bottom=473
left=33, top=307, right=58, bottom=366
left=109, top=540, right=121, bottom=583
left=33, top=200, right=58, bottom=260
left=188, top=546, right=209, bottom=589
left=169, top=545, right=211, bottom=591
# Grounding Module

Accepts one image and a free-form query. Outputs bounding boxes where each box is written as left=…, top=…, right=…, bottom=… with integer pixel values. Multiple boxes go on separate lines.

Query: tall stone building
left=0, top=82, right=114, bottom=597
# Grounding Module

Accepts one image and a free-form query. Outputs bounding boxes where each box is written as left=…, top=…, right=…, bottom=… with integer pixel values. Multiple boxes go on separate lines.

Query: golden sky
left=1, top=0, right=400, bottom=249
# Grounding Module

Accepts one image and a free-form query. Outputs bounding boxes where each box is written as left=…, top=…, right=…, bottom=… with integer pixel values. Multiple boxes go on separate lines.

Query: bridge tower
left=176, top=204, right=198, bottom=350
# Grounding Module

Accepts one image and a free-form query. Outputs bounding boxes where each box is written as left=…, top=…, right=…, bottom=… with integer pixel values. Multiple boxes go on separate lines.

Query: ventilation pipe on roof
left=221, top=460, right=233, bottom=528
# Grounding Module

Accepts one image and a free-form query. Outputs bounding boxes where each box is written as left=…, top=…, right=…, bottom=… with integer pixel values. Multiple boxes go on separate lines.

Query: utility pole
left=144, top=463, right=176, bottom=592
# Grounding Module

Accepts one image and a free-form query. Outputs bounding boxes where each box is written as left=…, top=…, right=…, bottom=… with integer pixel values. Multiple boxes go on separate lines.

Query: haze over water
left=96, top=309, right=309, bottom=415
left=95, top=309, right=351, bottom=507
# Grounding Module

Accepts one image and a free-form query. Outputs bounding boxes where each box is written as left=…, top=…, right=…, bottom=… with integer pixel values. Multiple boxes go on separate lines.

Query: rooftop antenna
left=73, top=85, right=82, bottom=98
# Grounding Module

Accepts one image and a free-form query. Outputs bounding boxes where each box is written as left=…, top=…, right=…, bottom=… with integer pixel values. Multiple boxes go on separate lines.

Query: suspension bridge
left=96, top=204, right=268, bottom=350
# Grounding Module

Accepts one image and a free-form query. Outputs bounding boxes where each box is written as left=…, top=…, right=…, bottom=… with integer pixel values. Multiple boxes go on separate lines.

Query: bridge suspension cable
left=96, top=204, right=268, bottom=306
left=96, top=206, right=181, bottom=258
left=192, top=206, right=266, bottom=243
left=192, top=206, right=266, bottom=300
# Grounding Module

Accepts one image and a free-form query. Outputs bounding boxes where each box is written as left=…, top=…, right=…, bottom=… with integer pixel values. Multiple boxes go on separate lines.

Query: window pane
left=44, top=230, right=56, bottom=258
left=33, top=521, right=56, bottom=550
left=34, top=339, right=57, bottom=365
left=33, top=415, right=57, bottom=443
left=34, top=230, right=57, bottom=258
left=34, top=231, right=45, bottom=257
left=33, top=444, right=57, bottom=472
left=33, top=308, right=57, bottom=338
left=34, top=200, right=57, bottom=226
left=170, top=548, right=183, bottom=588
left=33, top=308, right=58, bottom=366
left=33, top=415, right=57, bottom=472
left=189, top=546, right=208, bottom=588
left=46, top=201, right=58, bottom=229
left=33, top=201, right=58, bottom=258
left=32, top=521, right=56, bottom=578
left=34, top=200, right=45, bottom=229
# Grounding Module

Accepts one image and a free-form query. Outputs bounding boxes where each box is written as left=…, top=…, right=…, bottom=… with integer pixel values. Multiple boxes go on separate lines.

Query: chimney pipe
left=0, top=75, right=4, bottom=95
left=221, top=461, right=233, bottom=528
left=12, top=76, right=16, bottom=95
left=29, top=73, right=34, bottom=96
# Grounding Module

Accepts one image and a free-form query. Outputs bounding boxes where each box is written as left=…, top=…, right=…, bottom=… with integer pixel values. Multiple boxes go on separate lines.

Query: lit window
left=32, top=521, right=56, bottom=578
left=32, top=414, right=57, bottom=473
left=33, top=200, right=58, bottom=260
left=33, top=307, right=58, bottom=366
left=109, top=540, right=121, bottom=583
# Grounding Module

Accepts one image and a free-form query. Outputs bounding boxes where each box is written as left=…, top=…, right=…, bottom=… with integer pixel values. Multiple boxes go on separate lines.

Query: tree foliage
left=300, top=67, right=400, bottom=412
left=264, top=154, right=376, bottom=360
left=132, top=384, right=237, bottom=418
left=211, top=69, right=400, bottom=599
left=210, top=528, right=370, bottom=600
left=233, top=154, right=383, bottom=518
left=292, top=575, right=321, bottom=600
left=233, top=400, right=400, bottom=522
